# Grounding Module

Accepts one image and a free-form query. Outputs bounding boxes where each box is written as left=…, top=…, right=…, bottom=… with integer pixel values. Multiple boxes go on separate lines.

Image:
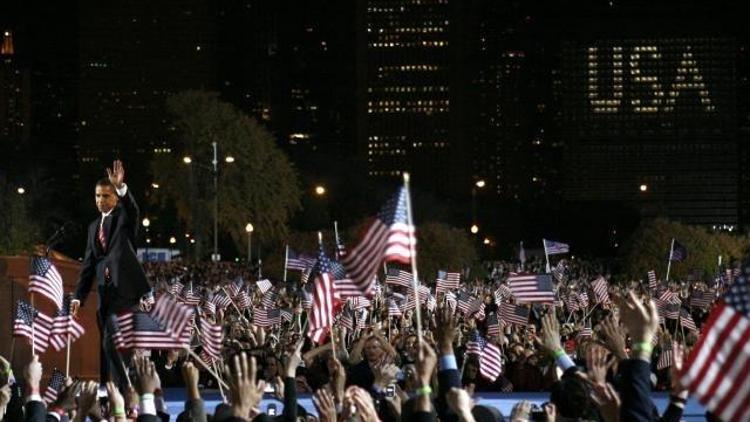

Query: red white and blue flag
left=508, top=274, right=555, bottom=304
left=29, top=256, right=64, bottom=310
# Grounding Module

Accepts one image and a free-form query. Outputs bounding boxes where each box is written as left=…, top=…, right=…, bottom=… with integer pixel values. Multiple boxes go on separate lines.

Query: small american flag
left=465, top=332, right=503, bottom=381
left=202, top=300, right=217, bottom=315
left=591, top=277, right=610, bottom=304
left=308, top=243, right=335, bottom=343
left=287, top=249, right=316, bottom=272
left=299, top=286, right=313, bottom=309
left=681, top=271, right=750, bottom=420
left=388, top=299, right=402, bottom=317
left=577, top=326, right=593, bottom=339
left=111, top=312, right=191, bottom=350
left=211, top=292, right=232, bottom=310
left=657, top=342, right=673, bottom=370
left=486, top=313, right=502, bottom=338
left=663, top=302, right=681, bottom=320
left=253, top=307, right=281, bottom=327
left=551, top=260, right=567, bottom=283
left=494, top=284, right=513, bottom=306
left=543, top=239, right=569, bottom=255
left=14, top=300, right=53, bottom=353
left=49, top=296, right=85, bottom=351
left=256, top=279, right=273, bottom=295
left=669, top=240, right=687, bottom=262
left=385, top=268, right=413, bottom=288
left=508, top=274, right=555, bottom=304
left=260, top=289, right=277, bottom=308
left=236, top=290, right=252, bottom=309
left=690, top=289, right=715, bottom=308
left=182, top=286, right=202, bottom=306
left=349, top=296, right=372, bottom=310
left=356, top=309, right=369, bottom=329
left=151, top=294, right=195, bottom=341
left=445, top=291, right=457, bottom=311
left=648, top=270, right=658, bottom=291
left=43, top=369, right=66, bottom=404
left=29, top=256, right=64, bottom=310
left=565, top=292, right=580, bottom=312
left=341, top=187, right=415, bottom=297
left=226, top=278, right=244, bottom=297
left=280, top=308, right=293, bottom=323
left=457, top=292, right=477, bottom=315
left=333, top=278, right=365, bottom=298
left=578, top=292, right=590, bottom=308
left=339, top=308, right=354, bottom=330
left=436, top=270, right=460, bottom=293
left=679, top=308, right=698, bottom=333
left=200, top=318, right=223, bottom=361
left=499, top=302, right=529, bottom=326
left=169, top=281, right=185, bottom=297
left=142, top=290, right=156, bottom=308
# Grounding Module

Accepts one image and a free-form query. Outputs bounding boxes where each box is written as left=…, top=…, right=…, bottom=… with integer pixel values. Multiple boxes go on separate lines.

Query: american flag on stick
left=657, top=342, right=673, bottom=370
left=286, top=250, right=316, bottom=272
left=260, top=290, right=277, bottom=308
left=436, top=270, right=460, bottom=293
left=256, top=279, right=273, bottom=295
left=253, top=307, right=281, bottom=327
left=679, top=308, right=698, bottom=333
left=388, top=298, right=402, bottom=317
left=680, top=271, right=750, bottom=420
left=591, top=277, right=610, bottom=304
left=333, top=278, right=365, bottom=298
left=385, top=268, right=412, bottom=288
left=465, top=332, right=503, bottom=381
left=648, top=270, right=658, bottom=292
left=508, top=274, right=555, bottom=304
left=308, top=241, right=335, bottom=343
left=499, top=302, right=530, bottom=326
left=494, top=285, right=513, bottom=306
left=690, top=290, right=715, bottom=309
left=49, top=296, right=85, bottom=351
left=151, top=294, right=195, bottom=342
left=199, top=318, right=223, bottom=361
left=43, top=369, right=66, bottom=405
left=341, top=187, right=415, bottom=297
left=14, top=300, right=53, bottom=353
left=486, top=313, right=502, bottom=338
left=28, top=256, right=64, bottom=310
left=111, top=312, right=191, bottom=350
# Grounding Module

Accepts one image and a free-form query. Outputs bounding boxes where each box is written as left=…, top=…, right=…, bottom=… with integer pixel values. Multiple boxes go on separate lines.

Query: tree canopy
left=152, top=90, right=301, bottom=259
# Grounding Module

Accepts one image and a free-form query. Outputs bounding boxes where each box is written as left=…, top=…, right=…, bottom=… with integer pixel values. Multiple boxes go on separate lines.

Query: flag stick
left=542, top=239, right=551, bottom=274
left=582, top=301, right=601, bottom=320
left=213, top=361, right=227, bottom=402
left=283, top=245, right=289, bottom=282
left=665, top=238, right=675, bottom=282
left=29, top=290, right=36, bottom=356
left=184, top=347, right=229, bottom=390
left=65, top=333, right=71, bottom=377
left=9, top=337, right=16, bottom=369
left=402, top=173, right=423, bottom=345
left=334, top=221, right=340, bottom=260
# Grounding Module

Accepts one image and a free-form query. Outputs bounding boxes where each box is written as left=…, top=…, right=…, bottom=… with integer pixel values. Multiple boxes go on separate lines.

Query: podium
left=0, top=253, right=100, bottom=381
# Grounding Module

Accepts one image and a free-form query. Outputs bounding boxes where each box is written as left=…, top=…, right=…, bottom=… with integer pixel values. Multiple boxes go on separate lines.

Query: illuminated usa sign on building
left=586, top=45, right=715, bottom=114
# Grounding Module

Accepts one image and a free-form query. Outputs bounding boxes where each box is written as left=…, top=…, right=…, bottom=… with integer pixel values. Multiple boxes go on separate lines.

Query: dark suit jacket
left=74, top=187, right=151, bottom=314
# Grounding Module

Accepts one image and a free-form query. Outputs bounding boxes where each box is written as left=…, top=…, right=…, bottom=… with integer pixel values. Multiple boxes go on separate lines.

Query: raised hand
left=586, top=345, right=609, bottom=385
left=73, top=381, right=99, bottom=422
left=597, top=315, right=628, bottom=361
left=435, top=306, right=458, bottom=354
left=181, top=361, right=201, bottom=401
left=590, top=382, right=621, bottom=422
left=670, top=341, right=688, bottom=398
left=446, top=387, right=475, bottom=422
left=106, top=381, right=126, bottom=419
left=537, top=312, right=563, bottom=355
left=226, top=352, right=265, bottom=418
left=23, top=355, right=42, bottom=394
left=313, top=389, right=337, bottom=422
left=617, top=291, right=659, bottom=359
left=133, top=356, right=159, bottom=395
left=107, top=160, right=125, bottom=189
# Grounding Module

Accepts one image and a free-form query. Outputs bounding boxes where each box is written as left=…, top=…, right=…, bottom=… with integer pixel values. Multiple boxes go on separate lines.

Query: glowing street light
left=16, top=187, right=25, bottom=195
left=475, top=179, right=486, bottom=188
left=483, top=237, right=491, bottom=245
left=151, top=183, right=160, bottom=189
left=314, top=185, right=326, bottom=196
left=470, top=224, right=479, bottom=234
left=169, top=236, right=177, bottom=244
left=182, top=156, right=192, bottom=164
left=225, top=156, right=235, bottom=163
left=142, top=218, right=150, bottom=228
left=639, top=184, right=648, bottom=192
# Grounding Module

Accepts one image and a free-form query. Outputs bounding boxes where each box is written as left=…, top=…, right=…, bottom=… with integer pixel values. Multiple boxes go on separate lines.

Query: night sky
left=1, top=0, right=749, bottom=260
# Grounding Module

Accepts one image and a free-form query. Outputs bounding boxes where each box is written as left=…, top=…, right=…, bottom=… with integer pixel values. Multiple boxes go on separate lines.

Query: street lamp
left=225, top=156, right=235, bottom=163
left=183, top=156, right=192, bottom=164
left=245, top=223, right=254, bottom=263
left=314, top=185, right=326, bottom=196
left=169, top=236, right=176, bottom=244
left=639, top=184, right=648, bottom=192
left=151, top=183, right=160, bottom=189
left=475, top=179, right=486, bottom=188
left=470, top=224, right=479, bottom=234
left=16, top=187, right=25, bottom=195
left=483, top=237, right=491, bottom=245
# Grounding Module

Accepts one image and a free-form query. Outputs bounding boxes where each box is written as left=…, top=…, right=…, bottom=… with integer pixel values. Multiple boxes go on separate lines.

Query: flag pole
left=30, top=293, right=36, bottom=356
left=213, top=361, right=227, bottom=402
left=65, top=333, right=71, bottom=377
left=283, top=244, right=290, bottom=282
left=402, top=173, right=423, bottom=345
left=665, top=238, right=675, bottom=282
left=542, top=239, right=551, bottom=274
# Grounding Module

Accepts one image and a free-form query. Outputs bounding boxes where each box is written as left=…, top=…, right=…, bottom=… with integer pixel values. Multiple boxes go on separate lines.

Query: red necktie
left=98, top=219, right=107, bottom=250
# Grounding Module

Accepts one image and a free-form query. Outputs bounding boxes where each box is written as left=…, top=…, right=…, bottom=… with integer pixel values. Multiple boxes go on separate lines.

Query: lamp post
left=245, top=223, right=254, bottom=264
left=142, top=218, right=150, bottom=262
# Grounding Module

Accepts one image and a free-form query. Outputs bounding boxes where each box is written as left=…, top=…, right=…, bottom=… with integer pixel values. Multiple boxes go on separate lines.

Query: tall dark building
left=357, top=0, right=457, bottom=195
left=0, top=31, right=30, bottom=148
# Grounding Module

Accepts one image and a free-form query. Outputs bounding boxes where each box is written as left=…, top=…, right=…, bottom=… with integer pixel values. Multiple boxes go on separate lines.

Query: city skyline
left=1, top=0, right=749, bottom=260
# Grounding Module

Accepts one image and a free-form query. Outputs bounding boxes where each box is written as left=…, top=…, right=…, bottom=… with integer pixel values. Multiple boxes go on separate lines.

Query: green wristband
left=112, top=407, right=126, bottom=417
left=140, top=393, right=155, bottom=401
left=632, top=341, right=653, bottom=354
left=553, top=348, right=566, bottom=359
left=416, top=385, right=433, bottom=396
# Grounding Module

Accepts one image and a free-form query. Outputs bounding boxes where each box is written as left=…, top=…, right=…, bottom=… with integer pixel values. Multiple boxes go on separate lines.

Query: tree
left=416, top=222, right=481, bottom=282
left=0, top=178, right=40, bottom=255
left=152, top=91, right=301, bottom=259
left=619, top=218, right=750, bottom=280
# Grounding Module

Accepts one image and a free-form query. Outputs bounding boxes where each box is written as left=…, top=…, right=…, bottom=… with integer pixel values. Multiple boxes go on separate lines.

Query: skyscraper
left=357, top=0, right=455, bottom=194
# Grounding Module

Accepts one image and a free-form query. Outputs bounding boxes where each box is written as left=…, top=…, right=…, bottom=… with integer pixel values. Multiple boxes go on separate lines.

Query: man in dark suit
left=71, top=160, right=151, bottom=387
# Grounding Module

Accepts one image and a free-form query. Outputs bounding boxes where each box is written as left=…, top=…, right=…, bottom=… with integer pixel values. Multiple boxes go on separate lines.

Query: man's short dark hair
left=96, top=178, right=116, bottom=191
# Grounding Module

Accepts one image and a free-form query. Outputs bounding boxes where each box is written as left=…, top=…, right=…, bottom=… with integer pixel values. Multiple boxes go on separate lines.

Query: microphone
left=45, top=221, right=77, bottom=251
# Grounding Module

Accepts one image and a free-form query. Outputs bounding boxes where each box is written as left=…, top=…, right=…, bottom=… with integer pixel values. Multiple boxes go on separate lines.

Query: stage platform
left=161, top=388, right=707, bottom=421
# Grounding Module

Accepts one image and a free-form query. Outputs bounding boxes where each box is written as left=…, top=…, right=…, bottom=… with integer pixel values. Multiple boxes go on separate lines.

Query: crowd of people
left=2, top=255, right=740, bottom=421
